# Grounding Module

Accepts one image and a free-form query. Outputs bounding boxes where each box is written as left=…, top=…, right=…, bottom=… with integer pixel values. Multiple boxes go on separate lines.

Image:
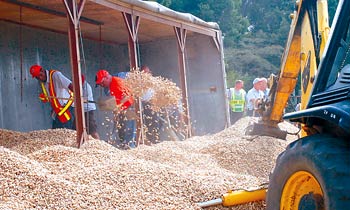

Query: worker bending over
left=29, top=64, right=75, bottom=129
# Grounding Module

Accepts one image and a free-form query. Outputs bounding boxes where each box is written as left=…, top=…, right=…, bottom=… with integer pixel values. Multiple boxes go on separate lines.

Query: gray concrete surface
left=0, top=20, right=227, bottom=141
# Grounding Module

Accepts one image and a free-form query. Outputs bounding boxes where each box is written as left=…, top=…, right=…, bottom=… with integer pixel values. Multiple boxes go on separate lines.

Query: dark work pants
left=230, top=111, right=244, bottom=125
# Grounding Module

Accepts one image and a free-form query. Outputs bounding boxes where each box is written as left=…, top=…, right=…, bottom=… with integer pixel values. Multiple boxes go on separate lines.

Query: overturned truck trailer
left=0, top=0, right=228, bottom=144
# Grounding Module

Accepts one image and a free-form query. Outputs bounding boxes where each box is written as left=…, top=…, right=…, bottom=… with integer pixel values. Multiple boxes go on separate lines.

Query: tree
left=196, top=0, right=249, bottom=46
left=152, top=0, right=339, bottom=88
left=154, top=0, right=249, bottom=46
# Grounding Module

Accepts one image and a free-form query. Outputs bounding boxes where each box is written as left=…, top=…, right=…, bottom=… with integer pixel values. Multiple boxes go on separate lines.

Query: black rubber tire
left=266, top=134, right=350, bottom=210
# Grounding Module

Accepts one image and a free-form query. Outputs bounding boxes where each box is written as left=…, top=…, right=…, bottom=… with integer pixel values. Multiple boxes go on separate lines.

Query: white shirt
left=141, top=88, right=154, bottom=102
left=82, top=81, right=96, bottom=111
left=246, top=87, right=264, bottom=110
left=43, top=70, right=73, bottom=106
left=226, top=88, right=231, bottom=99
left=263, top=88, right=270, bottom=98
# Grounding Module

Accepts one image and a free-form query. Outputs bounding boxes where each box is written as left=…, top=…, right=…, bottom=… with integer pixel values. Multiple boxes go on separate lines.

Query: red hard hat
left=81, top=74, right=85, bottom=84
left=95, top=69, right=109, bottom=85
left=29, top=64, right=42, bottom=78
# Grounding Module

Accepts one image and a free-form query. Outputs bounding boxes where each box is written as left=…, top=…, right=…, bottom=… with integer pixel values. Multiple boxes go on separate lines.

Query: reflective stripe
left=40, top=70, right=73, bottom=122
left=63, top=111, right=70, bottom=119
left=49, top=70, right=59, bottom=108
left=58, top=98, right=73, bottom=116
left=40, top=83, right=49, bottom=101
left=230, top=89, right=245, bottom=112
left=231, top=100, right=245, bottom=105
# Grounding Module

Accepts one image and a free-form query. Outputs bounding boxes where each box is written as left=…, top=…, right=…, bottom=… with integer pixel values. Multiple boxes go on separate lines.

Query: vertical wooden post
left=122, top=13, right=140, bottom=68
left=174, top=26, right=191, bottom=138
left=122, top=12, right=144, bottom=145
left=63, top=0, right=87, bottom=148
left=213, top=31, right=230, bottom=127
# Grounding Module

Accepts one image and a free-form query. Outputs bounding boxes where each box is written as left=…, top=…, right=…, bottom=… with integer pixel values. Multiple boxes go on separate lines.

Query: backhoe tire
left=266, top=134, right=350, bottom=210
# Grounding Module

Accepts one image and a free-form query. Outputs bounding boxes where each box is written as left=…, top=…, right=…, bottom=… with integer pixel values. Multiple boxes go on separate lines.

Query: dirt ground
left=0, top=117, right=299, bottom=210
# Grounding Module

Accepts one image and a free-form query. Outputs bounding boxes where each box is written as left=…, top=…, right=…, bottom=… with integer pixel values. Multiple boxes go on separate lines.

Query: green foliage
left=153, top=0, right=338, bottom=88
left=200, top=0, right=249, bottom=46
left=225, top=68, right=250, bottom=89
left=154, top=0, right=249, bottom=46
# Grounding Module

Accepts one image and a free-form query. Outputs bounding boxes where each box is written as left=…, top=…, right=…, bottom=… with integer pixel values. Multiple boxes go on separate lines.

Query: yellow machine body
left=200, top=1, right=350, bottom=209
left=247, top=0, right=330, bottom=139
left=222, top=189, right=267, bottom=206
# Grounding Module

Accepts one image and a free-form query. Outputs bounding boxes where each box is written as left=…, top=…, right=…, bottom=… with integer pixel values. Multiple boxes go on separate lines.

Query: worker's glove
left=39, top=93, right=49, bottom=103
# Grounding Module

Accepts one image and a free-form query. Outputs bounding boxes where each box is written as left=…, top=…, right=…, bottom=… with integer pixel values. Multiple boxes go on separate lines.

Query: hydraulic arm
left=246, top=0, right=330, bottom=139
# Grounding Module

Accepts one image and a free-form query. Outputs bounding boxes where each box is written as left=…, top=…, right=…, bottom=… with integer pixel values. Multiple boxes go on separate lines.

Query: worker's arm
left=53, top=71, right=73, bottom=92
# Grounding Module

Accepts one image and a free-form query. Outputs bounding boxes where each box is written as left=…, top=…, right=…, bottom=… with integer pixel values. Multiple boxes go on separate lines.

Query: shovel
left=41, top=95, right=117, bottom=111
left=96, top=96, right=117, bottom=111
left=157, top=113, right=185, bottom=141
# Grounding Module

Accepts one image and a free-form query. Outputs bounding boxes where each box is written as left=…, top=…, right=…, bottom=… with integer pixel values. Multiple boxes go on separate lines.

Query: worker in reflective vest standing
left=229, top=80, right=246, bottom=125
left=30, top=64, right=75, bottom=129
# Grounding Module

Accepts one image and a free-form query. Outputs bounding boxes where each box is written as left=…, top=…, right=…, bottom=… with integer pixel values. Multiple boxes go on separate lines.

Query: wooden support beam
left=174, top=26, right=191, bottom=138
left=3, top=0, right=103, bottom=25
left=91, top=0, right=217, bottom=37
left=212, top=31, right=222, bottom=52
left=122, top=12, right=144, bottom=145
left=63, top=0, right=88, bottom=148
left=122, top=12, right=140, bottom=68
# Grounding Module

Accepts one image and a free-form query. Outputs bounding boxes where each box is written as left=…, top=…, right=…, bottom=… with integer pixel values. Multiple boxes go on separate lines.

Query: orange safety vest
left=40, top=70, right=74, bottom=123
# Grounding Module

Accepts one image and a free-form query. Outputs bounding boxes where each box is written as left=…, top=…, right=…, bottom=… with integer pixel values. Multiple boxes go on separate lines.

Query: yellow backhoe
left=199, top=0, right=350, bottom=208
left=246, top=0, right=331, bottom=140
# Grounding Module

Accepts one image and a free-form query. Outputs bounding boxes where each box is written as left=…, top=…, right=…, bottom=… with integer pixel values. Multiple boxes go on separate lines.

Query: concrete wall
left=186, top=34, right=227, bottom=134
left=139, top=34, right=227, bottom=135
left=0, top=21, right=128, bottom=140
left=139, top=38, right=180, bottom=83
left=0, top=20, right=227, bottom=139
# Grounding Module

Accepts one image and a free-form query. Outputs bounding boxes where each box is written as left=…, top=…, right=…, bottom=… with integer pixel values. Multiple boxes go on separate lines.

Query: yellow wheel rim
left=280, top=171, right=323, bottom=210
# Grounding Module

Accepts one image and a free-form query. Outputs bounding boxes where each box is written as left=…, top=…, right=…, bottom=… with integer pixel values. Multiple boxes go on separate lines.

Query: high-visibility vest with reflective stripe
left=40, top=70, right=74, bottom=123
left=229, top=89, right=245, bottom=112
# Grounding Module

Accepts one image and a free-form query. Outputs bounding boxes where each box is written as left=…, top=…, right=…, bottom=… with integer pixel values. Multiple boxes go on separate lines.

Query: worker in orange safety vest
left=30, top=64, right=75, bottom=129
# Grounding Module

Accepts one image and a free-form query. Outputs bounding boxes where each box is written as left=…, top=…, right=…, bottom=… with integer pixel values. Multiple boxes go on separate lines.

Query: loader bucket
left=245, top=122, right=288, bottom=140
